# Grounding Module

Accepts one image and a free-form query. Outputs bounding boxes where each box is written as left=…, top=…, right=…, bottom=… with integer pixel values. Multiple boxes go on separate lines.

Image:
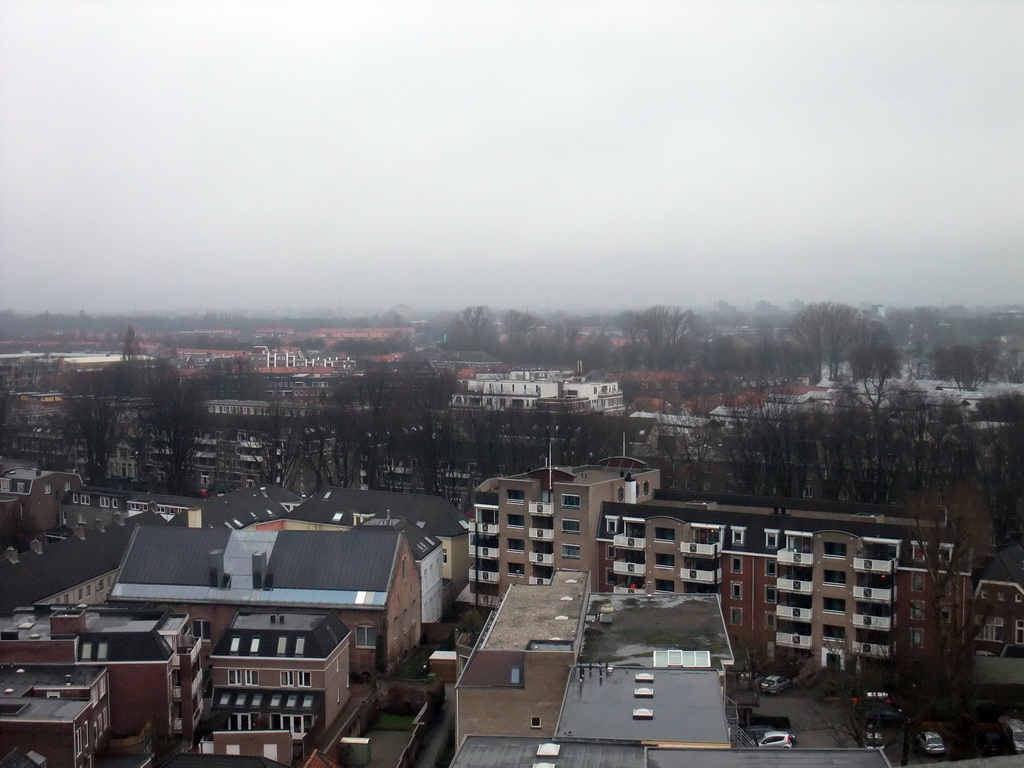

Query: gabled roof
left=358, top=517, right=440, bottom=561
left=0, top=512, right=168, bottom=612
left=195, top=486, right=301, bottom=530
left=111, top=527, right=401, bottom=609
left=979, top=543, right=1024, bottom=587
left=292, top=488, right=469, bottom=538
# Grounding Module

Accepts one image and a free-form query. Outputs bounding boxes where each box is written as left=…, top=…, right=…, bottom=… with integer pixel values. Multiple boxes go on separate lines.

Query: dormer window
left=731, top=527, right=745, bottom=546
left=230, top=636, right=240, bottom=653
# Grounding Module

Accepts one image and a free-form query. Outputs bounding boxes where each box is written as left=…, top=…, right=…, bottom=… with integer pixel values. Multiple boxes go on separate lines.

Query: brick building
left=468, top=457, right=660, bottom=606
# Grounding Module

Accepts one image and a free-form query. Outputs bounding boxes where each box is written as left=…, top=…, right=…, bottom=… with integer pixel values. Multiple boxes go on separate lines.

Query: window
left=1017, top=593, right=1023, bottom=603
left=764, top=530, right=779, bottom=549
left=506, top=489, right=525, bottom=504
left=250, top=637, right=260, bottom=654
left=912, top=572, right=925, bottom=591
left=442, top=548, right=448, bottom=564
left=80, top=494, right=90, bottom=505
left=643, top=481, right=650, bottom=495
left=607, top=545, right=616, bottom=559
left=823, top=570, right=847, bottom=586
left=508, top=562, right=525, bottom=576
left=606, top=517, right=619, bottom=534
left=911, top=601, right=924, bottom=620
left=507, top=538, right=525, bottom=552
left=510, top=665, right=522, bottom=685
left=730, top=608, right=742, bottom=625
left=561, top=519, right=581, bottom=534
left=606, top=569, right=617, bottom=585
left=230, top=636, right=241, bottom=653
left=507, top=514, right=525, bottom=528
left=765, top=559, right=777, bottom=577
left=561, top=544, right=581, bottom=560
left=655, top=579, right=675, bottom=592
left=980, top=617, right=1004, bottom=642
left=731, top=557, right=742, bottom=573
left=112, top=498, right=119, bottom=509
left=655, top=553, right=675, bottom=569
left=100, top=496, right=110, bottom=508
left=277, top=637, right=288, bottom=655
left=731, top=527, right=745, bottom=546
left=531, top=717, right=542, bottom=729
left=281, top=671, right=295, bottom=686
left=655, top=527, right=675, bottom=542
left=228, top=669, right=243, bottom=685
left=295, top=638, right=305, bottom=655
left=765, top=586, right=776, bottom=604
left=765, top=612, right=776, bottom=629
left=193, top=619, right=211, bottom=641
left=823, top=597, right=846, bottom=613
left=912, top=543, right=925, bottom=561
left=730, top=582, right=742, bottom=600
left=823, top=542, right=847, bottom=558
left=1016, top=620, right=1024, bottom=645
left=355, top=625, right=377, bottom=649
left=911, top=628, right=924, bottom=647
left=561, top=494, right=581, bottom=509
left=297, top=671, right=312, bottom=687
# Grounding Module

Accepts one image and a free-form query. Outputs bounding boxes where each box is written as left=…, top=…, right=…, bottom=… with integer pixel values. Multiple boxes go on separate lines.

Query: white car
left=756, top=730, right=796, bottom=748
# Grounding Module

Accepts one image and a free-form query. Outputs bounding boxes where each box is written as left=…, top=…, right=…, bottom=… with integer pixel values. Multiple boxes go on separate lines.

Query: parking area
left=751, top=686, right=947, bottom=764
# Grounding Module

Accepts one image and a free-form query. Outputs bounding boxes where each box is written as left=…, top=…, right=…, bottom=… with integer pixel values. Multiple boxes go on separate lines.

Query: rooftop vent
left=634, top=687, right=655, bottom=698
left=554, top=615, right=569, bottom=621
left=560, top=596, right=573, bottom=602
left=635, top=673, right=654, bottom=682
left=536, top=744, right=560, bottom=757
left=632, top=708, right=654, bottom=720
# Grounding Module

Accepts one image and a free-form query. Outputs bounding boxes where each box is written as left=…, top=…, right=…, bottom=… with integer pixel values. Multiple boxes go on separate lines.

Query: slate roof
left=212, top=687, right=323, bottom=715
left=292, top=488, right=469, bottom=538
left=357, top=517, right=440, bottom=561
left=194, top=485, right=301, bottom=530
left=978, top=543, right=1024, bottom=587
left=0, top=750, right=47, bottom=768
left=210, top=612, right=348, bottom=658
left=111, top=527, right=400, bottom=608
left=159, top=756, right=289, bottom=768
left=0, top=511, right=168, bottom=612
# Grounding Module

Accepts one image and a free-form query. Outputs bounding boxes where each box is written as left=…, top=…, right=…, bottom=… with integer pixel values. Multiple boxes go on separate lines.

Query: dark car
left=914, top=731, right=946, bottom=756
left=863, top=702, right=905, bottom=726
left=977, top=727, right=1005, bottom=757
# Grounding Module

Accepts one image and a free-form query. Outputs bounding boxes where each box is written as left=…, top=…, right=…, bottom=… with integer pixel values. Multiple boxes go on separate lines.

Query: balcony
left=530, top=552, right=554, bottom=565
left=469, top=569, right=499, bottom=584
left=469, top=545, right=498, bottom=559
left=471, top=521, right=499, bottom=535
left=776, top=632, right=812, bottom=649
left=853, top=585, right=894, bottom=603
left=530, top=501, right=554, bottom=517
left=613, top=560, right=646, bottom=576
left=777, top=578, right=813, bottom=594
left=680, top=541, right=720, bottom=558
left=529, top=577, right=552, bottom=586
left=855, top=642, right=890, bottom=657
left=776, top=605, right=813, bottom=621
left=777, top=550, right=814, bottom=567
left=173, top=685, right=181, bottom=700
left=614, top=585, right=646, bottom=594
left=679, top=566, right=721, bottom=584
left=614, top=534, right=646, bottom=550
left=529, top=527, right=554, bottom=541
left=853, top=557, right=895, bottom=574
left=853, top=614, right=893, bottom=630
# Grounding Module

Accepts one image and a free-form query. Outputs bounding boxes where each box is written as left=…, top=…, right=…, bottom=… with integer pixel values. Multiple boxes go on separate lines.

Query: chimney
left=624, top=473, right=638, bottom=504
left=252, top=551, right=267, bottom=590
left=4, top=547, right=18, bottom=564
left=112, top=511, right=125, bottom=526
left=209, top=549, right=225, bottom=588
left=36, top=468, right=41, bottom=477
left=50, top=610, right=87, bottom=635
left=94, top=518, right=106, bottom=533
left=31, top=539, right=43, bottom=555
left=74, top=525, right=86, bottom=540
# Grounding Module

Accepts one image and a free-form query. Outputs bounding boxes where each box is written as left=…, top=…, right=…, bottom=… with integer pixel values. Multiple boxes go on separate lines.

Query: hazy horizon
left=2, top=1, right=1022, bottom=314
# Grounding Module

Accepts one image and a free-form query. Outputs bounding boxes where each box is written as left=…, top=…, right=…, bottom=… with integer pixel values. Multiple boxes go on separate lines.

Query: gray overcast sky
left=1, top=0, right=1022, bottom=315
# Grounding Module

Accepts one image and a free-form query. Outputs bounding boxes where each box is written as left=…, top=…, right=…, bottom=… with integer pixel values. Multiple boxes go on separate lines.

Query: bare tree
left=790, top=302, right=861, bottom=381
left=449, top=306, right=497, bottom=351
left=502, top=310, right=541, bottom=362
left=63, top=368, right=130, bottom=485
left=849, top=343, right=902, bottom=416
left=144, top=364, right=207, bottom=494
left=933, top=342, right=999, bottom=390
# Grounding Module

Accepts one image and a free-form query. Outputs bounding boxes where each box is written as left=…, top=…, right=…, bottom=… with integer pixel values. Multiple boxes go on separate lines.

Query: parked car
left=977, top=726, right=1005, bottom=757
left=862, top=702, right=905, bottom=726
left=758, top=675, right=792, bottom=694
left=755, top=730, right=796, bottom=748
left=914, top=731, right=946, bottom=756
left=998, top=716, right=1024, bottom=753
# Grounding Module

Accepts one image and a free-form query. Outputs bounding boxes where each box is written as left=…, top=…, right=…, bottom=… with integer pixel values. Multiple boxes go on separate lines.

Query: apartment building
left=468, top=458, right=660, bottom=606
left=0, top=466, right=82, bottom=546
left=0, top=665, right=111, bottom=768
left=207, top=612, right=350, bottom=760
left=596, top=490, right=973, bottom=669
left=974, top=543, right=1024, bottom=655
left=453, top=371, right=624, bottom=414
